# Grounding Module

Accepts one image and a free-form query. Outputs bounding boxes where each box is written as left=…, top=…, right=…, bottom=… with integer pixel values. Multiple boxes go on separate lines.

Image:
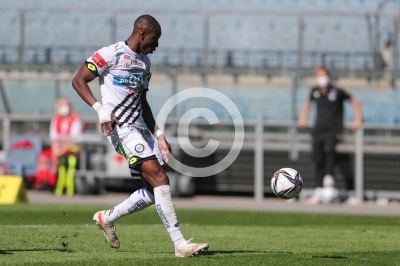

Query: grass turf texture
left=0, top=205, right=399, bottom=266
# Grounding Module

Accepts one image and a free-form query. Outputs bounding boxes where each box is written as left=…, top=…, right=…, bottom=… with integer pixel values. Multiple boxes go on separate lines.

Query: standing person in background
left=381, top=40, right=392, bottom=71
left=50, top=98, right=84, bottom=197
left=297, top=66, right=362, bottom=204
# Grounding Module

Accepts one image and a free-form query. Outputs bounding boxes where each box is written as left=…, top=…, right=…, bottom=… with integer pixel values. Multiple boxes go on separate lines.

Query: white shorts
left=107, top=124, right=164, bottom=173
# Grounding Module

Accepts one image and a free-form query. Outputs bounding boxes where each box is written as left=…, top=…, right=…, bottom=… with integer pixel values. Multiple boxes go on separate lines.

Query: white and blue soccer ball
left=271, top=168, right=303, bottom=199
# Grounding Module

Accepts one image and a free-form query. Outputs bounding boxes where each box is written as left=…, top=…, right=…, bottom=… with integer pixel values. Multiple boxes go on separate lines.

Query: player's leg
left=138, top=159, right=208, bottom=257
left=103, top=186, right=155, bottom=222
left=94, top=176, right=155, bottom=249
left=55, top=156, right=67, bottom=196
left=312, top=135, right=325, bottom=188
left=93, top=129, right=155, bottom=248
left=324, top=133, right=339, bottom=180
left=66, top=155, right=76, bottom=197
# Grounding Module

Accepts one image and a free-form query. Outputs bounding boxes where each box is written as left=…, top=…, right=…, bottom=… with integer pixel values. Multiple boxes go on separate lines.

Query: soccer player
left=71, top=14, right=208, bottom=257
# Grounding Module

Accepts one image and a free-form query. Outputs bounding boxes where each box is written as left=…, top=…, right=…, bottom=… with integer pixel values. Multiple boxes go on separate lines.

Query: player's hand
left=93, top=102, right=118, bottom=136
left=297, top=118, right=307, bottom=129
left=100, top=113, right=118, bottom=136
left=157, top=135, right=171, bottom=163
left=351, top=120, right=362, bottom=131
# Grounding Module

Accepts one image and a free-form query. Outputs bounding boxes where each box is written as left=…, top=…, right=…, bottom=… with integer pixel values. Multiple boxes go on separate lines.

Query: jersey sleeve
left=340, top=89, right=351, bottom=101
left=85, top=46, right=115, bottom=76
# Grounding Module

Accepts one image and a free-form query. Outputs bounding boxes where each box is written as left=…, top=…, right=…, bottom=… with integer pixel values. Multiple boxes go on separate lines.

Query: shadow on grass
left=0, top=248, right=75, bottom=255
left=203, top=250, right=293, bottom=256
left=312, top=255, right=347, bottom=259
left=116, top=250, right=293, bottom=256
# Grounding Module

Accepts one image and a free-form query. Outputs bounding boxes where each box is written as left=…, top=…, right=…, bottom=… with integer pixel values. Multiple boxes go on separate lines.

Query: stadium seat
left=5, top=134, right=42, bottom=179
left=0, top=11, right=20, bottom=63
left=3, top=81, right=56, bottom=114
left=1, top=1, right=397, bottom=68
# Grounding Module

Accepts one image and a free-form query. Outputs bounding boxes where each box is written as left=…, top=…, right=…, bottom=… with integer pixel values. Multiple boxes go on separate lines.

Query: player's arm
left=350, top=96, right=362, bottom=131
left=297, top=99, right=311, bottom=128
left=72, top=64, right=116, bottom=136
left=141, top=91, right=156, bottom=134
left=141, top=91, right=171, bottom=162
left=72, top=64, right=98, bottom=106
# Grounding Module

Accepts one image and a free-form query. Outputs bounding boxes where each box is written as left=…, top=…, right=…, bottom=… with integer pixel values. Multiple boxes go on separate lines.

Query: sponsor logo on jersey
left=92, top=52, right=107, bottom=68
left=112, top=72, right=146, bottom=89
left=123, top=54, right=131, bottom=68
left=132, top=58, right=143, bottom=67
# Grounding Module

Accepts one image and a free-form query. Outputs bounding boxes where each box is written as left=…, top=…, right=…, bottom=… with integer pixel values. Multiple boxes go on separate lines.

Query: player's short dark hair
left=315, top=66, right=330, bottom=76
left=134, top=15, right=161, bottom=33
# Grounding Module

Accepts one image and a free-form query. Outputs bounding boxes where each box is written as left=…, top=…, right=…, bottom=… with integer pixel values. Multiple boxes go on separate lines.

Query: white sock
left=153, top=185, right=185, bottom=248
left=104, top=188, right=154, bottom=223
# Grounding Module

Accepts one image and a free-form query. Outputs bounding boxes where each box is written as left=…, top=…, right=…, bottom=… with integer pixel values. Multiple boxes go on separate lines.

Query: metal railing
left=1, top=115, right=400, bottom=201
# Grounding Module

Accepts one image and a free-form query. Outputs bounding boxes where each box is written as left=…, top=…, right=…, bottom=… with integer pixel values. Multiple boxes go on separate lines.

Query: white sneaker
left=93, top=210, right=120, bottom=249
left=175, top=238, right=209, bottom=257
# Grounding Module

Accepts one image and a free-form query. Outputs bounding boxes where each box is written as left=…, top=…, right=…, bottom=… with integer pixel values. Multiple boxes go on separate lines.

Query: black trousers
left=312, top=133, right=339, bottom=188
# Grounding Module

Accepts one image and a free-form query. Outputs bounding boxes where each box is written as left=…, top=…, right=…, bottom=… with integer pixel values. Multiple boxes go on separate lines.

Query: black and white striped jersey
left=86, top=41, right=152, bottom=128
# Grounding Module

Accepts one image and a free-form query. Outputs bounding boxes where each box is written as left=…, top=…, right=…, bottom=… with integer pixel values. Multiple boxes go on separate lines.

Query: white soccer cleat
left=175, top=238, right=209, bottom=257
left=93, top=210, right=120, bottom=249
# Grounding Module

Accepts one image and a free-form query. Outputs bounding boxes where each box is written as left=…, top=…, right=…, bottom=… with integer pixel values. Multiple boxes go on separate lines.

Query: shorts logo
left=129, top=156, right=138, bottom=165
left=92, top=52, right=107, bottom=68
left=115, top=145, right=128, bottom=159
left=124, top=54, right=131, bottom=68
left=135, top=144, right=145, bottom=153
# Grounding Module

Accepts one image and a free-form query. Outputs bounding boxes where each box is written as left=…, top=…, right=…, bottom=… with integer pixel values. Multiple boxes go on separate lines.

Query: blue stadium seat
left=6, top=135, right=42, bottom=179
left=0, top=11, right=20, bottom=63
left=0, top=0, right=399, bottom=70
left=58, top=82, right=102, bottom=116
left=3, top=81, right=56, bottom=114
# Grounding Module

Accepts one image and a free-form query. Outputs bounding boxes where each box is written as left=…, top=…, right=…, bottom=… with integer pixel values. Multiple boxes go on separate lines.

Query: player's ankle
left=174, top=237, right=186, bottom=248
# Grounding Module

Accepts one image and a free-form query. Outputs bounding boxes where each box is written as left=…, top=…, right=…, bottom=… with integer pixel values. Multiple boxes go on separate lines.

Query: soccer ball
left=271, top=168, right=303, bottom=199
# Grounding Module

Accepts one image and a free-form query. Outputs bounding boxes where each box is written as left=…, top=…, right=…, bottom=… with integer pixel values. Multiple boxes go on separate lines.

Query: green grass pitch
left=0, top=205, right=399, bottom=266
